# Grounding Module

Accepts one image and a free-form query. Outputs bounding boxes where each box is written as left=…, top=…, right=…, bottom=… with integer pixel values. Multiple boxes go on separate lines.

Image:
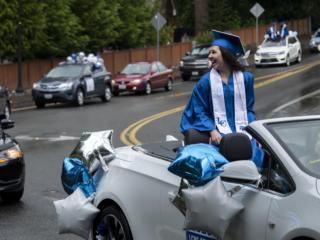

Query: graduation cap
left=211, top=30, right=245, bottom=57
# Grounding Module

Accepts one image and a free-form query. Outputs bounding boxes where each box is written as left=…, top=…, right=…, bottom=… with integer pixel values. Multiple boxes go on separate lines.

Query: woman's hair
left=219, top=47, right=246, bottom=72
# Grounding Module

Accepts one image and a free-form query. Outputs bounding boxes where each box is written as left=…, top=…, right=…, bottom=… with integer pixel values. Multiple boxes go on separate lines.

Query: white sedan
left=91, top=116, right=320, bottom=240
left=254, top=33, right=302, bottom=67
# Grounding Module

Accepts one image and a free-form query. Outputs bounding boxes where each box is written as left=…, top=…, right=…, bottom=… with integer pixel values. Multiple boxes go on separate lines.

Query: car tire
left=35, top=101, right=45, bottom=109
left=165, top=79, right=173, bottom=91
left=145, top=82, right=152, bottom=95
left=182, top=75, right=190, bottom=81
left=101, top=85, right=112, bottom=102
left=286, top=54, right=291, bottom=66
left=93, top=206, right=133, bottom=240
left=296, top=51, right=302, bottom=63
left=1, top=189, right=24, bottom=202
left=74, top=88, right=84, bottom=106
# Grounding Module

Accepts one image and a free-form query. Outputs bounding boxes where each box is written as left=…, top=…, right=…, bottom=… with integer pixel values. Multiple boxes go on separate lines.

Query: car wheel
left=182, top=75, right=190, bottom=81
left=93, top=206, right=133, bottom=240
left=101, top=85, right=112, bottom=102
left=1, top=189, right=24, bottom=202
left=165, top=79, right=173, bottom=91
left=145, top=82, right=152, bottom=95
left=286, top=54, right=290, bottom=66
left=35, top=101, right=45, bottom=109
left=75, top=88, right=84, bottom=106
left=297, top=51, right=302, bottom=63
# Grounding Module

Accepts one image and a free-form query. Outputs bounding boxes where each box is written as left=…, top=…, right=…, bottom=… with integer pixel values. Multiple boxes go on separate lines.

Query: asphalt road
left=1, top=52, right=320, bottom=239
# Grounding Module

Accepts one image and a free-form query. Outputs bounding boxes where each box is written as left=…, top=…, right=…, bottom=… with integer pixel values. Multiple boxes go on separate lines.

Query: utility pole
left=16, top=0, right=24, bottom=93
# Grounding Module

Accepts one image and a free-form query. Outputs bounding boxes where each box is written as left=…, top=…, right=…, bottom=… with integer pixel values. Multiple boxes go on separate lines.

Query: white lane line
left=271, top=88, right=320, bottom=114
left=15, top=135, right=80, bottom=141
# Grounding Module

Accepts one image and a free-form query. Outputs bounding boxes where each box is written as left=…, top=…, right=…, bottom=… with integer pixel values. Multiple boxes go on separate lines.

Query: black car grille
left=0, top=160, right=23, bottom=182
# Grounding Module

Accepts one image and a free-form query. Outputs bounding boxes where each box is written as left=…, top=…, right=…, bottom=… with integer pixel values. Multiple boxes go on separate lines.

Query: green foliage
left=194, top=30, right=211, bottom=45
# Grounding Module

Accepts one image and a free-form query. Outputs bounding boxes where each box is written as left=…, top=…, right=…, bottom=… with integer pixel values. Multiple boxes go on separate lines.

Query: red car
left=112, top=61, right=173, bottom=95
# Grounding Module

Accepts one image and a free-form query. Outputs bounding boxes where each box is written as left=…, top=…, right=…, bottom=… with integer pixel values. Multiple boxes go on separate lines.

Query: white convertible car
left=254, top=32, right=302, bottom=67
left=89, top=116, right=320, bottom=240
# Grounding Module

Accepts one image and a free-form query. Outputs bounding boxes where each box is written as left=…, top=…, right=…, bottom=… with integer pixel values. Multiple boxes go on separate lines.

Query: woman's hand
left=210, top=130, right=221, bottom=144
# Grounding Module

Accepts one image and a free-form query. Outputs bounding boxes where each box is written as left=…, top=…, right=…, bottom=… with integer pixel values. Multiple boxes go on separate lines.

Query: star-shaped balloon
left=54, top=188, right=100, bottom=239
left=182, top=176, right=244, bottom=239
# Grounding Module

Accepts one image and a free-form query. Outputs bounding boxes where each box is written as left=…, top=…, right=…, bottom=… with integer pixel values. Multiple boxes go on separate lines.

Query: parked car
left=254, top=32, right=302, bottom=67
left=309, top=28, right=320, bottom=53
left=80, top=115, right=320, bottom=240
left=112, top=61, right=173, bottom=95
left=179, top=44, right=211, bottom=81
left=0, top=85, right=11, bottom=120
left=0, top=119, right=24, bottom=203
left=32, top=55, right=112, bottom=108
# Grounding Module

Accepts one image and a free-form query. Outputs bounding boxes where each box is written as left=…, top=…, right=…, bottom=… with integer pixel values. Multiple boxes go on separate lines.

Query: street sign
left=151, top=12, right=167, bottom=31
left=250, top=3, right=264, bottom=18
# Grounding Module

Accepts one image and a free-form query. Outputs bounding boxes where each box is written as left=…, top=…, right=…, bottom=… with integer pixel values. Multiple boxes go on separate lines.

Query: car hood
left=181, top=55, right=208, bottom=62
left=40, top=77, right=73, bottom=84
left=114, top=74, right=146, bottom=82
left=310, top=37, right=320, bottom=43
left=257, top=46, right=287, bottom=54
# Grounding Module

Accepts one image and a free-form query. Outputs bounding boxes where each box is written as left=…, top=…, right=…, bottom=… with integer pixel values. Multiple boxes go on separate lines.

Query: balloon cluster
left=63, top=52, right=104, bottom=70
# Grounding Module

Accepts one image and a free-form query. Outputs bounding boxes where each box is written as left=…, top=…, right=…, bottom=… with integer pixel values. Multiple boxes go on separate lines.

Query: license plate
left=192, top=71, right=198, bottom=76
left=44, top=94, right=52, bottom=99
left=186, top=230, right=217, bottom=240
left=119, top=84, right=126, bottom=90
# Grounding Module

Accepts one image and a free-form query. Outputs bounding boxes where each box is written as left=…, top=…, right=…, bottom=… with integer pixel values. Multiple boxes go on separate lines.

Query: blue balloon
left=168, top=144, right=229, bottom=186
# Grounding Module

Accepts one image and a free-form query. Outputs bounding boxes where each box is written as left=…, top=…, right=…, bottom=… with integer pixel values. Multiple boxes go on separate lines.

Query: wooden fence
left=0, top=17, right=311, bottom=91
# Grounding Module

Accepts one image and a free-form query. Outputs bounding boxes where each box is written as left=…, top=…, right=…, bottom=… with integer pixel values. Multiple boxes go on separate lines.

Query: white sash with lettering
left=210, top=69, right=248, bottom=135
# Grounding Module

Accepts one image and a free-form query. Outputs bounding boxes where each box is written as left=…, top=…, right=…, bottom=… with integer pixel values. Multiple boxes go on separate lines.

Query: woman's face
left=208, top=46, right=225, bottom=71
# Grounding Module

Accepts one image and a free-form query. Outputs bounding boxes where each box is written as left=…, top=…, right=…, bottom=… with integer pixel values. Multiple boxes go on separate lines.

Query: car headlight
left=33, top=82, right=41, bottom=90
left=180, top=61, right=184, bottom=67
left=0, top=146, right=23, bottom=164
left=255, top=52, right=261, bottom=57
left=59, top=82, right=73, bottom=90
left=131, top=79, right=142, bottom=84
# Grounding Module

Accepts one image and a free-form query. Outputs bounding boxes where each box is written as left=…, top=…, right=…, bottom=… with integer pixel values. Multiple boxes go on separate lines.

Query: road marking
left=271, top=88, right=320, bottom=114
left=156, top=62, right=319, bottom=100
left=15, top=135, right=80, bottom=141
left=121, top=60, right=320, bottom=145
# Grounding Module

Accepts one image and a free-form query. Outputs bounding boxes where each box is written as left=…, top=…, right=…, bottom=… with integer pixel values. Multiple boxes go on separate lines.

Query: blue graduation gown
left=180, top=71, right=264, bottom=167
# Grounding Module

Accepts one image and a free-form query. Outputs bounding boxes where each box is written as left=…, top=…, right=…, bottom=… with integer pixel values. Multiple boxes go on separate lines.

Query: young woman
left=180, top=30, right=263, bottom=167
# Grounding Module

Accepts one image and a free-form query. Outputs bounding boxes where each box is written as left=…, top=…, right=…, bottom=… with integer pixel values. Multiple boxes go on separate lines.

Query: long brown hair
left=219, top=47, right=246, bottom=72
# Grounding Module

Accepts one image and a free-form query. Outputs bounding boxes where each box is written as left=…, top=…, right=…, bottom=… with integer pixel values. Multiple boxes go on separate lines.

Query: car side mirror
left=185, top=52, right=191, bottom=56
left=1, top=119, right=14, bottom=130
left=220, top=160, right=261, bottom=183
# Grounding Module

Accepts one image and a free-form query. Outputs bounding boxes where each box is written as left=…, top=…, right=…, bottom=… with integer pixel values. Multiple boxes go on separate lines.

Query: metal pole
left=256, top=17, right=259, bottom=47
left=16, top=0, right=24, bottom=93
left=157, top=17, right=160, bottom=61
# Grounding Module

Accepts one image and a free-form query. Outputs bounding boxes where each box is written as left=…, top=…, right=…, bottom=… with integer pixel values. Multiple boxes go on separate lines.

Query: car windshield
left=191, top=46, right=209, bottom=56
left=268, top=120, right=320, bottom=178
left=46, top=65, right=83, bottom=78
left=261, top=38, right=286, bottom=47
left=121, top=63, right=150, bottom=75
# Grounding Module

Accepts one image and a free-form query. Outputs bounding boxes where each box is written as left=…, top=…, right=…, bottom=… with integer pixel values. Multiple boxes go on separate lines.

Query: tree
left=42, top=0, right=89, bottom=57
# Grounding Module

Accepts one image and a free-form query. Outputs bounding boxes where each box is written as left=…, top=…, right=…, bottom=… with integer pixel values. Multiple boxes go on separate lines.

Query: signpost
left=151, top=12, right=166, bottom=61
left=250, top=3, right=264, bottom=47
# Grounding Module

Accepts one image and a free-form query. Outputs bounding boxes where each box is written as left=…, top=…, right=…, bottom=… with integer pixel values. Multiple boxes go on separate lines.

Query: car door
left=150, top=62, right=162, bottom=88
left=288, top=37, right=298, bottom=59
left=157, top=62, right=169, bottom=87
left=82, top=64, right=95, bottom=96
left=92, top=65, right=107, bottom=96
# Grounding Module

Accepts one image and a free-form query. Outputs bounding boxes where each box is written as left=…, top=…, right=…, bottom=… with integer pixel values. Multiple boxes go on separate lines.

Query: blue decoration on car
left=168, top=143, right=229, bottom=186
left=61, top=157, right=96, bottom=198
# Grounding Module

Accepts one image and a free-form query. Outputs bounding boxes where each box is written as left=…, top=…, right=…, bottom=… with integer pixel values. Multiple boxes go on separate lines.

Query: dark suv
left=32, top=60, right=112, bottom=108
left=179, top=44, right=210, bottom=81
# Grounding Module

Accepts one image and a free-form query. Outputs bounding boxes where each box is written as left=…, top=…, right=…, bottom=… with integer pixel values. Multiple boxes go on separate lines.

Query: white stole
left=210, top=68, right=248, bottom=135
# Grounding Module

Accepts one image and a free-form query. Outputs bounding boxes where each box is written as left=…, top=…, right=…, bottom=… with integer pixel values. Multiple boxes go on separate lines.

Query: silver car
left=309, top=29, right=320, bottom=53
left=90, top=116, right=320, bottom=240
